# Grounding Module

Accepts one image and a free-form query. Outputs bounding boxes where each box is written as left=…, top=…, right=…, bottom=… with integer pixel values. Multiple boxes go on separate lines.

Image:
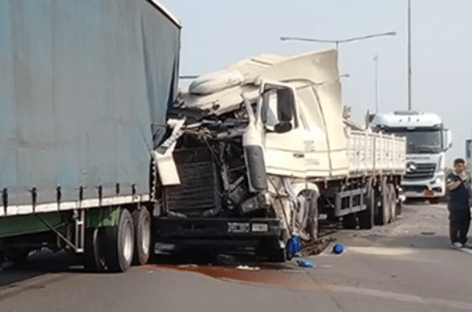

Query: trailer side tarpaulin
left=0, top=0, right=181, bottom=207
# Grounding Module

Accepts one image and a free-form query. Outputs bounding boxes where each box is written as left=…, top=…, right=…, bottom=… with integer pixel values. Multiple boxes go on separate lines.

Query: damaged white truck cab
left=153, top=49, right=406, bottom=260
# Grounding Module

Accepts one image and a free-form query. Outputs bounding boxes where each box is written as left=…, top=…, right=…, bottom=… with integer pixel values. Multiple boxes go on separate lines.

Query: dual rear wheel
left=84, top=207, right=151, bottom=273
left=342, top=181, right=399, bottom=230
left=375, top=182, right=398, bottom=226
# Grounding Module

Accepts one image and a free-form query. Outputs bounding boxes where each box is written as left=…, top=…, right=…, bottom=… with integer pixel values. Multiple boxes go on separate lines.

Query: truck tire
left=257, top=238, right=286, bottom=262
left=396, top=199, right=403, bottom=217
left=304, top=190, right=319, bottom=241
left=359, top=185, right=375, bottom=229
left=388, top=184, right=396, bottom=223
left=342, top=214, right=358, bottom=229
left=4, top=247, right=30, bottom=263
left=429, top=198, right=440, bottom=205
left=132, top=208, right=151, bottom=265
left=104, top=208, right=135, bottom=273
left=83, top=227, right=106, bottom=272
left=375, top=181, right=390, bottom=226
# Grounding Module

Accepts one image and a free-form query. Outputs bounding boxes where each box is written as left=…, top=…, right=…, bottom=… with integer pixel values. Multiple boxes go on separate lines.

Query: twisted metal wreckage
left=152, top=49, right=406, bottom=258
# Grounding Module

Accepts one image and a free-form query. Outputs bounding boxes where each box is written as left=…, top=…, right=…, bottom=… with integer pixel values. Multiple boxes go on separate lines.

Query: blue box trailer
left=0, top=0, right=181, bottom=272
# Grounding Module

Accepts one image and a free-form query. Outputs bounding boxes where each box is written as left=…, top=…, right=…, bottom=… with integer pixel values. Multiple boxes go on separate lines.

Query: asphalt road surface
left=1, top=203, right=472, bottom=312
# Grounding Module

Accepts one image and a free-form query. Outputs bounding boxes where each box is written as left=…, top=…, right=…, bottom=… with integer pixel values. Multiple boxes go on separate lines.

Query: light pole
left=281, top=33, right=395, bottom=113
left=374, top=55, right=379, bottom=113
left=407, top=0, right=412, bottom=110
left=280, top=31, right=397, bottom=52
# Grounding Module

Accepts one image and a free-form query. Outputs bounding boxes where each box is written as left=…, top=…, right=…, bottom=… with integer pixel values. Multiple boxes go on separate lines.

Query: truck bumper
left=402, top=175, right=445, bottom=199
left=153, top=217, right=282, bottom=254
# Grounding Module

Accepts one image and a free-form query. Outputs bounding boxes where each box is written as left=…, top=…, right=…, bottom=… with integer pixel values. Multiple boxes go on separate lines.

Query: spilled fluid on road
left=144, top=263, right=317, bottom=290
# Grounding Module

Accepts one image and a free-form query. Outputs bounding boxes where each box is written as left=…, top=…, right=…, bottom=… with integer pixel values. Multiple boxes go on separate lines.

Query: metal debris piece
left=296, top=259, right=316, bottom=268
left=236, top=265, right=260, bottom=271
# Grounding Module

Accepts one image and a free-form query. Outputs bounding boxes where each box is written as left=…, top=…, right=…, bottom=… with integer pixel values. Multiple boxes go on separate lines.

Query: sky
left=160, top=0, right=472, bottom=162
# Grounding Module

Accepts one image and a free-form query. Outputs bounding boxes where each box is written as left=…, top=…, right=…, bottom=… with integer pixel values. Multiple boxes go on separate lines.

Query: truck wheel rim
left=383, top=196, right=389, bottom=224
left=123, top=220, right=133, bottom=263
left=142, top=217, right=150, bottom=256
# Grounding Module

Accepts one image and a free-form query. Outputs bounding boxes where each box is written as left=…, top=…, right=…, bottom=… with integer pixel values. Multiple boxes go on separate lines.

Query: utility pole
left=408, top=0, right=412, bottom=110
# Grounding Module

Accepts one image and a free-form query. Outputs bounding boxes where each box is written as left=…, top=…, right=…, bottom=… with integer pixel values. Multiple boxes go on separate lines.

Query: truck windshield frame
left=383, top=127, right=443, bottom=154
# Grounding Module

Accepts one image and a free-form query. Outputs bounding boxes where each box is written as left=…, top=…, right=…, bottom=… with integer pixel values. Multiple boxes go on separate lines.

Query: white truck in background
left=152, top=49, right=407, bottom=260
left=370, top=111, right=452, bottom=204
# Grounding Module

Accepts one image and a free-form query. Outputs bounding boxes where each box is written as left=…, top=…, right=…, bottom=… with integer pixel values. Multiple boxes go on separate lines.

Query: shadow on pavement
left=0, top=251, right=76, bottom=288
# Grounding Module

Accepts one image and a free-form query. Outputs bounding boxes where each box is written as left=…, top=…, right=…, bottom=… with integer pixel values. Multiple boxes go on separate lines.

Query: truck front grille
left=404, top=163, right=436, bottom=181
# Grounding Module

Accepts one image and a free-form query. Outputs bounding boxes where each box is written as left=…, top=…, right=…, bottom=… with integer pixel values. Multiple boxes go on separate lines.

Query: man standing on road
left=447, top=158, right=471, bottom=249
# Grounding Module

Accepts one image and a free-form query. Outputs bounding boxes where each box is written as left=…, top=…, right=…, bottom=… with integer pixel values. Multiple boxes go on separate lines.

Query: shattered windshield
left=385, top=128, right=443, bottom=154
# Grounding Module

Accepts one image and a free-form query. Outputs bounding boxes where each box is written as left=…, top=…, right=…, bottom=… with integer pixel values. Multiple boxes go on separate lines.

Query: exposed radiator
left=163, top=146, right=221, bottom=217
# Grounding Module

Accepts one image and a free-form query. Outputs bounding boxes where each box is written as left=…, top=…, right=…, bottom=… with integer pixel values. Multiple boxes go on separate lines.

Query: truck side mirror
left=443, top=129, right=453, bottom=150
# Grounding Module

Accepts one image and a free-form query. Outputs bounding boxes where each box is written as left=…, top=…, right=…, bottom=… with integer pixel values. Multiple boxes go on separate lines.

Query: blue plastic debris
left=297, top=259, right=316, bottom=268
left=287, top=235, right=301, bottom=255
left=333, top=243, right=344, bottom=254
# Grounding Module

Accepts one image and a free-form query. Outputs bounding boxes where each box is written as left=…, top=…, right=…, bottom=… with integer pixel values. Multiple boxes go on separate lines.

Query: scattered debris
left=421, top=232, right=436, bottom=236
left=296, top=259, right=316, bottom=268
left=287, top=235, right=302, bottom=255
left=236, top=265, right=260, bottom=271
left=333, top=244, right=344, bottom=254
left=300, top=237, right=336, bottom=257
left=178, top=264, right=199, bottom=269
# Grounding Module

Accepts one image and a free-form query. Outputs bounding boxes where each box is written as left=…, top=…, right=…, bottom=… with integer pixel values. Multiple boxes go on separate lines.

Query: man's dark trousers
left=449, top=208, right=471, bottom=244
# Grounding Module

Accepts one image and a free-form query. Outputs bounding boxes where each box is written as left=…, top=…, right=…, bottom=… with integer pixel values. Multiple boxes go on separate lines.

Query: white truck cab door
left=258, top=81, right=306, bottom=178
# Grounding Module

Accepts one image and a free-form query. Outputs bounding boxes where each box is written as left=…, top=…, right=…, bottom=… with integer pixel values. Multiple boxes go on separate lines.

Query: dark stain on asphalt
left=146, top=263, right=315, bottom=290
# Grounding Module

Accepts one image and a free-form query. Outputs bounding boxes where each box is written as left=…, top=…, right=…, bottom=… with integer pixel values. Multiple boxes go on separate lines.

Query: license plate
left=424, top=190, right=435, bottom=197
left=251, top=223, right=269, bottom=232
left=227, top=222, right=250, bottom=233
